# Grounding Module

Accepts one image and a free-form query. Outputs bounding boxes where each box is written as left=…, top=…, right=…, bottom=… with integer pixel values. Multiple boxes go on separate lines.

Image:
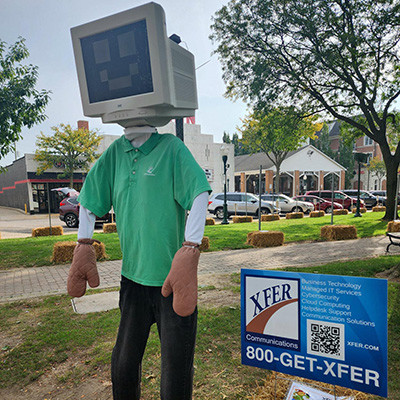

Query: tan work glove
left=161, top=242, right=200, bottom=317
left=67, top=238, right=100, bottom=297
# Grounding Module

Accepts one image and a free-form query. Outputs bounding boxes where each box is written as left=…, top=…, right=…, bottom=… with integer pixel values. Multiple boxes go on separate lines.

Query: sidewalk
left=0, top=235, right=397, bottom=302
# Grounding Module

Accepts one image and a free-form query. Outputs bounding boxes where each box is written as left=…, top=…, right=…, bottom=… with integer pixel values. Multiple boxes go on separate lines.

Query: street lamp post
left=353, top=152, right=370, bottom=217
left=221, top=154, right=229, bottom=224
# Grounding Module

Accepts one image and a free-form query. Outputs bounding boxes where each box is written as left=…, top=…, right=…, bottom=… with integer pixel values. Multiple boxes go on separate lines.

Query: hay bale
left=261, top=214, right=280, bottom=222
left=103, top=223, right=117, bottom=233
left=251, top=371, right=372, bottom=400
left=32, top=226, right=63, bottom=237
left=351, top=207, right=367, bottom=213
left=205, top=218, right=215, bottom=225
left=51, top=241, right=107, bottom=263
left=320, top=225, right=357, bottom=241
left=199, top=236, right=209, bottom=251
left=285, top=212, right=304, bottom=219
left=246, top=231, right=284, bottom=247
left=333, top=209, right=349, bottom=215
left=232, top=215, right=253, bottom=223
left=372, top=205, right=386, bottom=212
left=387, top=221, right=400, bottom=232
left=309, top=210, right=325, bottom=218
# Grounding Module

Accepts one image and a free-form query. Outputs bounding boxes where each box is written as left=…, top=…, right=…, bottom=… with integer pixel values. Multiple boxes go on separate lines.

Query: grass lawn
left=204, top=211, right=388, bottom=251
left=0, top=255, right=399, bottom=399
left=0, top=211, right=388, bottom=270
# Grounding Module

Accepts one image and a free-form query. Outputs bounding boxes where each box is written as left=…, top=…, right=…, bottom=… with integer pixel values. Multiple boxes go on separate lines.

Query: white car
left=208, top=193, right=281, bottom=219
left=260, top=193, right=314, bottom=213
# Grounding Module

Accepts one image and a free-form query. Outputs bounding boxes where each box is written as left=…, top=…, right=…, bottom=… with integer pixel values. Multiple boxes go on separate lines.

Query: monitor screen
left=80, top=19, right=154, bottom=104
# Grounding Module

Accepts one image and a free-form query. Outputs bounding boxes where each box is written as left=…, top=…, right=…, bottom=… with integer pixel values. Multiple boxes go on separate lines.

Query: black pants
left=111, top=276, right=197, bottom=400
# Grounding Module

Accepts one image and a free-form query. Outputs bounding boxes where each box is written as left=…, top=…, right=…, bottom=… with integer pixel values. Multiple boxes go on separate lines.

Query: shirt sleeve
left=173, top=139, right=212, bottom=211
left=184, top=191, right=209, bottom=244
left=78, top=154, right=112, bottom=217
left=77, top=206, right=96, bottom=240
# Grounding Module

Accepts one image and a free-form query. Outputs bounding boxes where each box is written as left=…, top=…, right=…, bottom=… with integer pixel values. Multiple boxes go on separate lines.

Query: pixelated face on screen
left=80, top=19, right=154, bottom=104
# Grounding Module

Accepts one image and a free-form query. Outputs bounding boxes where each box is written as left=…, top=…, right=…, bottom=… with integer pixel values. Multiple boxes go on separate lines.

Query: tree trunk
left=381, top=148, right=400, bottom=221
left=70, top=174, right=74, bottom=189
left=275, top=166, right=280, bottom=193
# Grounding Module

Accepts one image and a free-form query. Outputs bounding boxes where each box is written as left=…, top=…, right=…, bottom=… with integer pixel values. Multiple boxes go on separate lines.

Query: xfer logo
left=245, top=276, right=300, bottom=350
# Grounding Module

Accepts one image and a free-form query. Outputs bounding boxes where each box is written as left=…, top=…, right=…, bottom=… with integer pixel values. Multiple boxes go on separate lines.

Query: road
left=0, top=206, right=104, bottom=238
left=0, top=206, right=217, bottom=238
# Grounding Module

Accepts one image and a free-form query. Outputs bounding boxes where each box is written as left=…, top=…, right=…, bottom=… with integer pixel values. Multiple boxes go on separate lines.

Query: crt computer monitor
left=71, top=2, right=197, bottom=127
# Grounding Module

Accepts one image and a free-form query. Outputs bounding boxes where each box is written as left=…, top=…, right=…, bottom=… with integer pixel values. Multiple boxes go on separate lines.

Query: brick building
left=327, top=121, right=385, bottom=190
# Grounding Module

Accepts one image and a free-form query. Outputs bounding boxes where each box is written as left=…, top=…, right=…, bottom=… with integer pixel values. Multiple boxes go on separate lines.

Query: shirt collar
left=122, top=132, right=160, bottom=155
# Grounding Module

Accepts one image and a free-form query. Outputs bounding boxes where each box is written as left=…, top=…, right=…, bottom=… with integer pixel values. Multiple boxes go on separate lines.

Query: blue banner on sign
left=241, top=269, right=388, bottom=397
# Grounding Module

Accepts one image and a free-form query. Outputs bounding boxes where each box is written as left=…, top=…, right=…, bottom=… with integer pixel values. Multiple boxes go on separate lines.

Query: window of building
left=364, top=136, right=373, bottom=146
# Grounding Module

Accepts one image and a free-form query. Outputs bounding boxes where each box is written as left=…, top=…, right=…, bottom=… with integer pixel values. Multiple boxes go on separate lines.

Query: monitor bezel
left=71, top=3, right=173, bottom=118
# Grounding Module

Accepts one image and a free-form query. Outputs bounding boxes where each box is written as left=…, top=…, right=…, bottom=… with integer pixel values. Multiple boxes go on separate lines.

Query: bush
left=372, top=206, right=386, bottom=212
left=233, top=216, right=253, bottom=223
left=333, top=209, right=349, bottom=215
left=246, top=231, right=284, bottom=247
left=285, top=212, right=304, bottom=219
left=261, top=214, right=280, bottom=221
left=205, top=218, right=215, bottom=226
left=51, top=241, right=107, bottom=263
left=320, top=225, right=357, bottom=241
left=309, top=211, right=325, bottom=218
left=103, top=223, right=117, bottom=233
left=32, top=226, right=63, bottom=237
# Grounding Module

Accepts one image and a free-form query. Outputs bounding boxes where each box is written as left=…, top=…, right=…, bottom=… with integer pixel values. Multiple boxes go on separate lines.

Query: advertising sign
left=241, top=269, right=387, bottom=397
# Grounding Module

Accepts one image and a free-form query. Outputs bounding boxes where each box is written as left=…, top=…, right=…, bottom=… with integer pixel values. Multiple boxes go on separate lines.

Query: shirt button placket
left=131, top=149, right=139, bottom=186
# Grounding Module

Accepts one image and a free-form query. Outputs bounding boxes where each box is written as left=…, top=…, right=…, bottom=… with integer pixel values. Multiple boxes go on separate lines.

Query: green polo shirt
left=78, top=132, right=211, bottom=286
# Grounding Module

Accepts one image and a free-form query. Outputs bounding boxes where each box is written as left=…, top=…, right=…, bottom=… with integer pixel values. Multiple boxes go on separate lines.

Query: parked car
left=51, top=187, right=79, bottom=197
left=208, top=193, right=280, bottom=219
left=292, top=195, right=343, bottom=213
left=59, top=195, right=113, bottom=228
left=305, top=190, right=365, bottom=210
left=260, top=193, right=314, bottom=214
left=369, top=190, right=387, bottom=205
left=342, top=190, right=378, bottom=208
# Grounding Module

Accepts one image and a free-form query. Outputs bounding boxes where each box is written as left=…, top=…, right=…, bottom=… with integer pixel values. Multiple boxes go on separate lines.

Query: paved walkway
left=0, top=235, right=397, bottom=302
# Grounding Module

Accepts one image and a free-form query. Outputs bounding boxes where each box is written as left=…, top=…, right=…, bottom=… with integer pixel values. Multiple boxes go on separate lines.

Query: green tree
left=34, top=124, right=102, bottom=187
left=239, top=107, right=318, bottom=193
left=0, top=37, right=50, bottom=169
left=223, top=131, right=248, bottom=156
left=368, top=157, right=386, bottom=190
left=313, top=123, right=356, bottom=188
left=222, top=131, right=231, bottom=144
left=211, top=0, right=400, bottom=220
left=312, top=124, right=335, bottom=160
left=337, top=139, right=356, bottom=189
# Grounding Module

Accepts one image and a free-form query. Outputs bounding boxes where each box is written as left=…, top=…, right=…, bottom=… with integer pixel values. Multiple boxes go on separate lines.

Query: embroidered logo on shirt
left=144, top=167, right=155, bottom=176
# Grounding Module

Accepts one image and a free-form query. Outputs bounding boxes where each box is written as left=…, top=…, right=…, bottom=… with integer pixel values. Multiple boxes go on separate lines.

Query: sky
left=0, top=0, right=247, bottom=167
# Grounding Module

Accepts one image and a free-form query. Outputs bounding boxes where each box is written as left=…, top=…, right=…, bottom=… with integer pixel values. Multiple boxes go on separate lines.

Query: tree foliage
left=34, top=124, right=102, bottom=187
left=312, top=124, right=356, bottom=188
left=239, top=107, right=318, bottom=192
left=368, top=156, right=386, bottom=189
left=211, top=0, right=400, bottom=219
left=0, top=37, right=50, bottom=167
left=312, top=125, right=336, bottom=160
left=222, top=131, right=248, bottom=155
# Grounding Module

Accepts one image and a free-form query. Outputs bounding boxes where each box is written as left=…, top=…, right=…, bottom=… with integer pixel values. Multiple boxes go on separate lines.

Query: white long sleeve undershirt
left=78, top=129, right=209, bottom=244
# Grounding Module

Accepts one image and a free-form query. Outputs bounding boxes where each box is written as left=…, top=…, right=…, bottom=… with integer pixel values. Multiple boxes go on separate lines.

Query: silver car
left=208, top=192, right=280, bottom=219
left=260, top=193, right=314, bottom=213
